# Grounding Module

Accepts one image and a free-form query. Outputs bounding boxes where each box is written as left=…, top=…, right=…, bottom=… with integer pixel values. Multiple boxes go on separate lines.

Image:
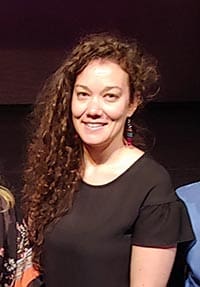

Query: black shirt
left=42, top=154, right=194, bottom=287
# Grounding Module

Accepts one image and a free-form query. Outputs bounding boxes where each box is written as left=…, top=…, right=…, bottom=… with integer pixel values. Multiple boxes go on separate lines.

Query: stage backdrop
left=0, top=0, right=199, bottom=104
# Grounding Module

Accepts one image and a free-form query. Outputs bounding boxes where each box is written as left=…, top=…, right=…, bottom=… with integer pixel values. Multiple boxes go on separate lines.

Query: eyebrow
left=74, top=84, right=122, bottom=93
left=74, top=85, right=92, bottom=93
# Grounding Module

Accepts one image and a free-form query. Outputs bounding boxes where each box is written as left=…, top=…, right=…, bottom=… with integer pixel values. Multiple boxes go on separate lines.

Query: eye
left=104, top=93, right=119, bottom=102
left=77, top=92, right=89, bottom=99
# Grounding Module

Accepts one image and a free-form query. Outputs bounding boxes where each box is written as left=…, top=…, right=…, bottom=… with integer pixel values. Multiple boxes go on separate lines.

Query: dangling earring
left=126, top=118, right=134, bottom=146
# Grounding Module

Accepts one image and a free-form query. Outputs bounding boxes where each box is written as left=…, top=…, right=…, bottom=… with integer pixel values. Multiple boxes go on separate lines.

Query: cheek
left=71, top=96, right=84, bottom=118
left=104, top=104, right=129, bottom=121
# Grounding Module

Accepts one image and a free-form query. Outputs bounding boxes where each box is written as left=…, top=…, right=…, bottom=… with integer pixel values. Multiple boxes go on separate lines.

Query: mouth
left=83, top=122, right=107, bottom=129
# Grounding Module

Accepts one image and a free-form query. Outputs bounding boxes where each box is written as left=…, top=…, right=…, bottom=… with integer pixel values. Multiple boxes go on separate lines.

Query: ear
left=127, top=92, right=142, bottom=117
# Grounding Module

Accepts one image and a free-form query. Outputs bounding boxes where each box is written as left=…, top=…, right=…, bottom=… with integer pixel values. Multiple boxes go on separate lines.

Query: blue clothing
left=176, top=182, right=200, bottom=287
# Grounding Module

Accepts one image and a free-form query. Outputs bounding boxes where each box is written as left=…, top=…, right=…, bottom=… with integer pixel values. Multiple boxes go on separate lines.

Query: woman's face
left=71, top=59, right=137, bottom=149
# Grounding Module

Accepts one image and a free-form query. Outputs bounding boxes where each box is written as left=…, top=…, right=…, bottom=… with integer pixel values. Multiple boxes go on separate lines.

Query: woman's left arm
left=130, top=245, right=177, bottom=287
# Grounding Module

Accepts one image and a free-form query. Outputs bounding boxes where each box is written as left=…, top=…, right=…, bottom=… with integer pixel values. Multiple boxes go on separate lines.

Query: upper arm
left=130, top=245, right=177, bottom=287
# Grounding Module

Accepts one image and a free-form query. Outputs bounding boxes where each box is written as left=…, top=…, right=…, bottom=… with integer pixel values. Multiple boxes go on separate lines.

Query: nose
left=86, top=96, right=103, bottom=117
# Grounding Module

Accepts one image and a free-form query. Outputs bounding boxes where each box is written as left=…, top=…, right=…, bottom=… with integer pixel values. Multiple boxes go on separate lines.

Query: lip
left=82, top=121, right=107, bottom=129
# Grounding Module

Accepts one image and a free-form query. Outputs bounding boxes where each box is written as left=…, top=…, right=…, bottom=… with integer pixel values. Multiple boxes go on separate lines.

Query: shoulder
left=176, top=182, right=200, bottom=235
left=131, top=154, right=172, bottom=188
left=143, top=155, right=170, bottom=178
left=176, top=182, right=200, bottom=203
left=132, top=154, right=175, bottom=205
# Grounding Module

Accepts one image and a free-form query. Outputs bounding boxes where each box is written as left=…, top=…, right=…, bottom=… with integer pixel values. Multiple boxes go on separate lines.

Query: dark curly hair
left=22, top=32, right=159, bottom=269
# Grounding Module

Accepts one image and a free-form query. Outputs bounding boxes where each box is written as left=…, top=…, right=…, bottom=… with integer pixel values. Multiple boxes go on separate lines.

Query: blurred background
left=0, top=0, right=199, bottom=104
left=0, top=1, right=199, bottom=285
left=0, top=0, right=199, bottom=191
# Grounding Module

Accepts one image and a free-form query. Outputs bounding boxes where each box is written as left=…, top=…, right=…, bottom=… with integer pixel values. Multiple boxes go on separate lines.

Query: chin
left=80, top=135, right=106, bottom=145
left=84, top=141, right=105, bottom=147
left=82, top=139, right=109, bottom=148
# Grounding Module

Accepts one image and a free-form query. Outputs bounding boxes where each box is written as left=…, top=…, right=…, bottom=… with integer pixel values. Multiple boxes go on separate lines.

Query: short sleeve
left=131, top=200, right=194, bottom=246
left=131, top=168, right=194, bottom=247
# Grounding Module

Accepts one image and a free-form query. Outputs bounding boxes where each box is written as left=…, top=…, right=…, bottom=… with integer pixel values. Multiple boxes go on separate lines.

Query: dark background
left=0, top=2, right=199, bottom=285
left=0, top=0, right=199, bottom=200
left=0, top=0, right=200, bottom=194
left=0, top=2, right=199, bottom=199
left=0, top=0, right=199, bottom=103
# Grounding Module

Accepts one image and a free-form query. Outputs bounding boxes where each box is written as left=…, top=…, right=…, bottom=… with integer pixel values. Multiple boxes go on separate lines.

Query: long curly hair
left=23, top=32, right=159, bottom=268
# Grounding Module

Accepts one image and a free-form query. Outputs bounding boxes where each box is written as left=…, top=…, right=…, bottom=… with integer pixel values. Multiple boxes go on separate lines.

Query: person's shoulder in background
left=176, top=182, right=200, bottom=287
left=176, top=182, right=200, bottom=203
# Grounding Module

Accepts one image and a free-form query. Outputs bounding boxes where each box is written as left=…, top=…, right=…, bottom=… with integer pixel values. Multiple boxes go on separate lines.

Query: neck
left=83, top=140, right=126, bottom=166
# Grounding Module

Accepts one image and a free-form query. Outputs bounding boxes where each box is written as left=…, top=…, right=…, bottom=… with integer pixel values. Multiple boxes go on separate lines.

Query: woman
left=0, top=181, right=39, bottom=286
left=23, top=33, right=194, bottom=287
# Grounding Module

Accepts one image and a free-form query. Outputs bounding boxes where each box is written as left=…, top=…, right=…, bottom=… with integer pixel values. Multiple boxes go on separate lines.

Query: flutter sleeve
left=131, top=167, right=194, bottom=247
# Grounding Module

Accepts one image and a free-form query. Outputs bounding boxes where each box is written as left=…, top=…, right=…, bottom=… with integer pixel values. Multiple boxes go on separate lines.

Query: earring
left=126, top=118, right=133, bottom=145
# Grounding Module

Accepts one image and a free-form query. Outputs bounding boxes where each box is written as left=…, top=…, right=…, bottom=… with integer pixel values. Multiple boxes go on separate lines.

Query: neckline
left=81, top=152, right=148, bottom=189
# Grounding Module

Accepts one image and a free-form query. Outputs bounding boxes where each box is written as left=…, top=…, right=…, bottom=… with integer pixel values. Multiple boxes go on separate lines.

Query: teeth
left=86, top=123, right=103, bottom=128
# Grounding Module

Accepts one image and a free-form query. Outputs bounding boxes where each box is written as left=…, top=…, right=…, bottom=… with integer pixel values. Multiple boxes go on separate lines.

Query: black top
left=42, top=154, right=194, bottom=287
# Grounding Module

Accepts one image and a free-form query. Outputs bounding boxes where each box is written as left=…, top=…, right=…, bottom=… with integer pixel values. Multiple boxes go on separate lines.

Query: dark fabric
left=132, top=201, right=194, bottom=246
left=0, top=200, right=41, bottom=286
left=0, top=201, right=17, bottom=286
left=28, top=277, right=45, bottom=287
left=42, top=154, right=194, bottom=287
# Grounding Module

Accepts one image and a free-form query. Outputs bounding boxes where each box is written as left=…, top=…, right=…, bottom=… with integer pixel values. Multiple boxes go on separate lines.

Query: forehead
left=75, top=59, right=129, bottom=85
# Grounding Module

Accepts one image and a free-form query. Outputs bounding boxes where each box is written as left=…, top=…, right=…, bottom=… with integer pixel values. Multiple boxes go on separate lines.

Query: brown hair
left=23, top=32, right=159, bottom=268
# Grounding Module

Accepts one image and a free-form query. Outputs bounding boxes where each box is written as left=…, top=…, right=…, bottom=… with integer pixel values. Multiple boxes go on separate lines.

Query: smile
left=84, top=122, right=107, bottom=129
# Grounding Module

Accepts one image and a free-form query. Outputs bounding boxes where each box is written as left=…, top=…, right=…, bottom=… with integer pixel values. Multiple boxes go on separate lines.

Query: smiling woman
left=23, top=32, right=194, bottom=287
left=71, top=60, right=136, bottom=149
